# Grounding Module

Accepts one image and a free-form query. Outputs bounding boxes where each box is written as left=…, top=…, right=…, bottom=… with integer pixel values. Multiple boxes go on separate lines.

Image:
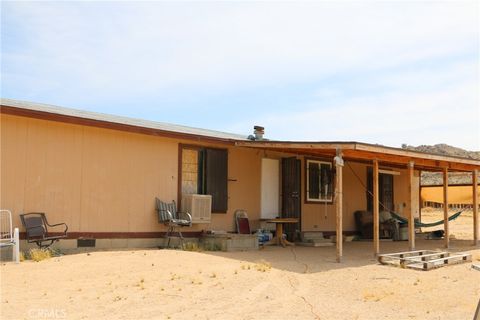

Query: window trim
left=304, top=157, right=334, bottom=204
left=178, top=144, right=203, bottom=209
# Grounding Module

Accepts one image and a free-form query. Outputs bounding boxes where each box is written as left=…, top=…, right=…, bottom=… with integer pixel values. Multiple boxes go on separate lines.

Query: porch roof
left=235, top=141, right=480, bottom=172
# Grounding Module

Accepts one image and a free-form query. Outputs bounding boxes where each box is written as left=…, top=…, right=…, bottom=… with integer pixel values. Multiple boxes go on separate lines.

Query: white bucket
left=399, top=225, right=408, bottom=240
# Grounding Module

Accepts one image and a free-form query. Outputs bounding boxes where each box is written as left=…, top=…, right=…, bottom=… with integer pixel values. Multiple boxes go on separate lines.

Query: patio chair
left=234, top=209, right=251, bottom=234
left=155, top=198, right=192, bottom=248
left=0, top=210, right=20, bottom=263
left=354, top=210, right=399, bottom=240
left=20, top=213, right=68, bottom=248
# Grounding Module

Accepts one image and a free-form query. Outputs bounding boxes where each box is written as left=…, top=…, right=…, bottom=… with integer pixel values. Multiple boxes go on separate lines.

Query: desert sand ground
left=1, top=209, right=479, bottom=320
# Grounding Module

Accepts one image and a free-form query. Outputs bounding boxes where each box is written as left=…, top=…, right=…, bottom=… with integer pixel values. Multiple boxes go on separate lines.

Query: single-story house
left=1, top=98, right=479, bottom=261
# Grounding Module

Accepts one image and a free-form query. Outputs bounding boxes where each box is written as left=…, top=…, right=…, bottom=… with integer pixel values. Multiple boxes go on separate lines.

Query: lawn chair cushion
left=171, top=219, right=191, bottom=227
left=237, top=217, right=250, bottom=234
left=156, top=198, right=177, bottom=222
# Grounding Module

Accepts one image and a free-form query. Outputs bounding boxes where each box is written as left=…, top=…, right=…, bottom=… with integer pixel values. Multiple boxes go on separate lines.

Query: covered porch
left=237, top=141, right=480, bottom=262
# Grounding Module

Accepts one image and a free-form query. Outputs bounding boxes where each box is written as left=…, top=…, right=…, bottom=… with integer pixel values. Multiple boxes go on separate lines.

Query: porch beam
left=408, top=161, right=415, bottom=251
left=335, top=150, right=344, bottom=263
left=443, top=167, right=449, bottom=248
left=373, top=159, right=380, bottom=256
left=473, top=169, right=479, bottom=246
left=342, top=149, right=479, bottom=172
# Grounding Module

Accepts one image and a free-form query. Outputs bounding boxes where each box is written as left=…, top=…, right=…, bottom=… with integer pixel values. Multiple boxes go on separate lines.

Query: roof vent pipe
left=254, top=126, right=264, bottom=141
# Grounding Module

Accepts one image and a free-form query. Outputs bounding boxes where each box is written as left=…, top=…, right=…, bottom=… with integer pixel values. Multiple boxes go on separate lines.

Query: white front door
left=261, top=158, right=280, bottom=219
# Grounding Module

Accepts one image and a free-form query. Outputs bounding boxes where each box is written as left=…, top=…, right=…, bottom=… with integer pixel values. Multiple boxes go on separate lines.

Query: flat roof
left=0, top=98, right=248, bottom=142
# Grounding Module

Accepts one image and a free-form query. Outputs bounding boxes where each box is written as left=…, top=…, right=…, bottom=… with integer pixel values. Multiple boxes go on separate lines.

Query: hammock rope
left=345, top=162, right=465, bottom=228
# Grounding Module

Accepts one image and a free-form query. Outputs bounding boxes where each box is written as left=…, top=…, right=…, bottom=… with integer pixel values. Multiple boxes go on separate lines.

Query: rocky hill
left=401, top=143, right=480, bottom=160
left=400, top=144, right=479, bottom=185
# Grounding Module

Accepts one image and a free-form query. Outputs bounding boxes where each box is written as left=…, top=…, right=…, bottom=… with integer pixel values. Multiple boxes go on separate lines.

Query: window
left=305, top=159, right=333, bottom=203
left=180, top=145, right=228, bottom=213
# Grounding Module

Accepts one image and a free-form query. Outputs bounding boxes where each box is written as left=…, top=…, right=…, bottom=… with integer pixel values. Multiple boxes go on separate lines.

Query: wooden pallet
left=378, top=250, right=472, bottom=271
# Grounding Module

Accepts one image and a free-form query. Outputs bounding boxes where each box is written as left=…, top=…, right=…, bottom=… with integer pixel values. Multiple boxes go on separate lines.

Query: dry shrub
left=254, top=260, right=272, bottom=272
left=182, top=242, right=202, bottom=252
left=241, top=263, right=251, bottom=270
left=19, top=251, right=26, bottom=262
left=29, top=248, right=52, bottom=262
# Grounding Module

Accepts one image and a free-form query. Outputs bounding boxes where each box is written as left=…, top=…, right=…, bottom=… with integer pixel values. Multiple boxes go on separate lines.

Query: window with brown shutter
left=179, top=145, right=228, bottom=213
left=205, top=148, right=228, bottom=213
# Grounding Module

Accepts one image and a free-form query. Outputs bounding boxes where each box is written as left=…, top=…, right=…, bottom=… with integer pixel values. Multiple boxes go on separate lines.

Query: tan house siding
left=0, top=113, right=262, bottom=234
left=301, top=161, right=368, bottom=232
left=393, top=168, right=420, bottom=219
left=1, top=113, right=419, bottom=241
left=301, top=162, right=418, bottom=232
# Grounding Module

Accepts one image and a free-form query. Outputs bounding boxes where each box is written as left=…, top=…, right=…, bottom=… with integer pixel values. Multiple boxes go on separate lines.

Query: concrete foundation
left=200, top=233, right=258, bottom=251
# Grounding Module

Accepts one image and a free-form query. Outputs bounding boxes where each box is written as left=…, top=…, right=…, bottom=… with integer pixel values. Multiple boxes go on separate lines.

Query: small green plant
left=29, top=248, right=52, bottom=262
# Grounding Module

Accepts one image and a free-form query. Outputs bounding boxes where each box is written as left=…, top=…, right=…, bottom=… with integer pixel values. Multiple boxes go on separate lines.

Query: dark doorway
left=367, top=167, right=395, bottom=212
left=281, top=157, right=301, bottom=241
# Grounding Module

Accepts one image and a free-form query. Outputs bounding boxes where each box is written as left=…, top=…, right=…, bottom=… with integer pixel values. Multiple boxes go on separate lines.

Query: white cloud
left=2, top=1, right=478, bottom=96
left=228, top=79, right=479, bottom=150
left=2, top=1, right=479, bottom=150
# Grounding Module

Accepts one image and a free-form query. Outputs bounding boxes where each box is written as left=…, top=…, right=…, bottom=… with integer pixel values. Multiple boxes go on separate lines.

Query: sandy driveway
left=1, top=238, right=479, bottom=320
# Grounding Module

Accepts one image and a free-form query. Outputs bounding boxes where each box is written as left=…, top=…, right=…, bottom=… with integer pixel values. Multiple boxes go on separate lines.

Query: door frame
left=281, top=157, right=302, bottom=240
left=367, top=167, right=395, bottom=212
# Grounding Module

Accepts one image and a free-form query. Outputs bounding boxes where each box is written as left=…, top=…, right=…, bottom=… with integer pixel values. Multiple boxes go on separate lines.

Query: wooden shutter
left=308, top=161, right=320, bottom=200
left=367, top=167, right=373, bottom=211
left=205, top=148, right=228, bottom=213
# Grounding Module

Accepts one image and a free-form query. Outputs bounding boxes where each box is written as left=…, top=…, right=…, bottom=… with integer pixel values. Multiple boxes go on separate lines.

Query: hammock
left=344, top=162, right=466, bottom=229
left=390, top=210, right=464, bottom=228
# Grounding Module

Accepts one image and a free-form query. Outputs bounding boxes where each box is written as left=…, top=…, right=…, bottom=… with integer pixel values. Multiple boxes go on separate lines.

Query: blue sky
left=1, top=1, right=479, bottom=150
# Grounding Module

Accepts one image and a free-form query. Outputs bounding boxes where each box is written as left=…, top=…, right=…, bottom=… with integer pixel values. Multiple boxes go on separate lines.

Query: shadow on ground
left=198, top=239, right=479, bottom=274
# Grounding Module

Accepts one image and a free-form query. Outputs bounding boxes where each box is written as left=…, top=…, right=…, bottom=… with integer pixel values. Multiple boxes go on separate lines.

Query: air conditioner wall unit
left=182, top=194, right=212, bottom=224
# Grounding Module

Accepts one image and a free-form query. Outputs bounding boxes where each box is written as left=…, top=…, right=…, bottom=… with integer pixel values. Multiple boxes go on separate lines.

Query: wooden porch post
left=443, top=167, right=449, bottom=248
left=408, top=161, right=415, bottom=251
left=373, top=159, right=380, bottom=256
left=335, top=151, right=344, bottom=263
left=473, top=169, right=479, bottom=246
